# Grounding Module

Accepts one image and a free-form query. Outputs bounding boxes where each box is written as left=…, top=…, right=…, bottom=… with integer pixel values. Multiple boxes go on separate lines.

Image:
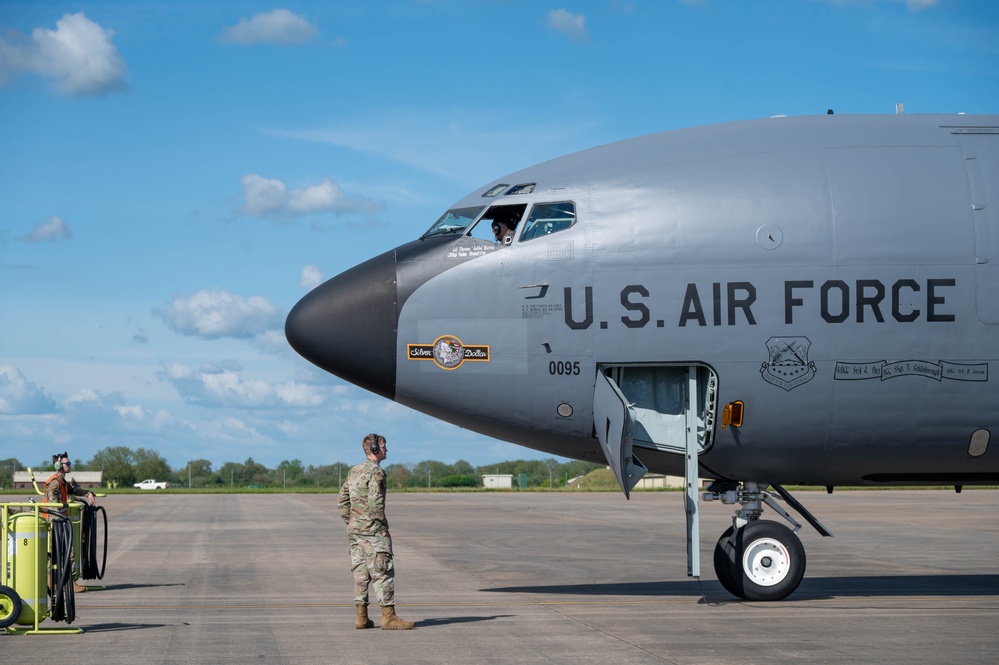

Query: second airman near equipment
left=43, top=451, right=97, bottom=594
left=337, top=433, right=415, bottom=630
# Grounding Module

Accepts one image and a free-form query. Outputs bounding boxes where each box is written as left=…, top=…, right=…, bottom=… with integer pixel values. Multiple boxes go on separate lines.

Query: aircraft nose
left=285, top=249, right=398, bottom=400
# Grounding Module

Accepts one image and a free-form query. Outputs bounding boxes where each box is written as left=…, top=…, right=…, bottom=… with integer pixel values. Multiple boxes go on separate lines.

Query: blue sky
left=1, top=0, right=997, bottom=472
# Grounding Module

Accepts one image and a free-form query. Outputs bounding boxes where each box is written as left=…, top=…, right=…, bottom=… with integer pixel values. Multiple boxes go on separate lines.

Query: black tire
left=712, top=526, right=740, bottom=596
left=729, top=521, right=806, bottom=601
left=0, top=585, right=23, bottom=629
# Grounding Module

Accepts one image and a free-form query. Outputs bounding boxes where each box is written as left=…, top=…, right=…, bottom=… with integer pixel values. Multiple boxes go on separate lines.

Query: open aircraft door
left=956, top=128, right=999, bottom=323
left=593, top=369, right=648, bottom=498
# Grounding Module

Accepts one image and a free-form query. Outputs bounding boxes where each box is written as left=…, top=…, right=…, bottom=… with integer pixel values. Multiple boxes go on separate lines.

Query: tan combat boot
left=355, top=604, right=374, bottom=629
left=380, top=605, right=414, bottom=630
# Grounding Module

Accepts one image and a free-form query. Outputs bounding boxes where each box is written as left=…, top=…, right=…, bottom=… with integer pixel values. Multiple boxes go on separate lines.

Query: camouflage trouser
left=349, top=534, right=395, bottom=606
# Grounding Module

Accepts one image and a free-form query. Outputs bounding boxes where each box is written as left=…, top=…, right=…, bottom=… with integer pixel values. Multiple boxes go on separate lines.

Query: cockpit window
left=482, top=184, right=508, bottom=197
left=505, top=183, right=536, bottom=196
left=422, top=206, right=485, bottom=238
left=467, top=204, right=528, bottom=244
left=519, top=202, right=576, bottom=241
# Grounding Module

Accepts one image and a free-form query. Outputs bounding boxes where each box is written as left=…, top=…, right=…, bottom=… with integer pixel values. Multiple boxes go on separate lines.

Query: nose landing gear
left=704, top=481, right=830, bottom=601
left=713, top=520, right=805, bottom=601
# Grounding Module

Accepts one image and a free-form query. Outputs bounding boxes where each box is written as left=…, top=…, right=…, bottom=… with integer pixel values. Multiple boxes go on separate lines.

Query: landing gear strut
left=704, top=481, right=831, bottom=601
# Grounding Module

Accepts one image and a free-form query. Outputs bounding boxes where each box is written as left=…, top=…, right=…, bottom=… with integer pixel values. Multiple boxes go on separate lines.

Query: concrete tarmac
left=2, top=490, right=997, bottom=664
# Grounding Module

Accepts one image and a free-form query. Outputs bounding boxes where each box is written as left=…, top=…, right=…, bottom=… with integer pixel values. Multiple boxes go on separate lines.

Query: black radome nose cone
left=285, top=249, right=397, bottom=400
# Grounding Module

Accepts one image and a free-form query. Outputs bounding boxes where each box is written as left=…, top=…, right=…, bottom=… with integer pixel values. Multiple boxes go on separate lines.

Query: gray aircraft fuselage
left=287, top=113, right=999, bottom=489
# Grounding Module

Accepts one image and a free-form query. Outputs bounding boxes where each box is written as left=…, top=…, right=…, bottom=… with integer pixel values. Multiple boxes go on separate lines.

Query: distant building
left=482, top=474, right=514, bottom=489
left=12, top=471, right=103, bottom=491
left=633, top=473, right=706, bottom=490
left=565, top=471, right=706, bottom=490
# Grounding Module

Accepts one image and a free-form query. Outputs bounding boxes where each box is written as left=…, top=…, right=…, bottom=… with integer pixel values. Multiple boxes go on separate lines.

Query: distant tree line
left=1, top=449, right=604, bottom=490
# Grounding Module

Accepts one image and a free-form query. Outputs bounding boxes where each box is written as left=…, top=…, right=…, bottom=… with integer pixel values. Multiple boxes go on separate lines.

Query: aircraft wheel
left=712, top=526, right=740, bottom=596
left=734, top=521, right=805, bottom=601
left=0, top=585, right=22, bottom=629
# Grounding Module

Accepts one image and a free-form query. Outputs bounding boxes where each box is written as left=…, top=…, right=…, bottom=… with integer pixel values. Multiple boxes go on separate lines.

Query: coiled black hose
left=80, top=504, right=108, bottom=580
left=48, top=513, right=75, bottom=624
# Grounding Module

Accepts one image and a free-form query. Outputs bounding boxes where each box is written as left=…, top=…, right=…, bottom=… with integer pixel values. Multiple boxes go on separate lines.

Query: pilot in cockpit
left=490, top=209, right=520, bottom=246
left=491, top=220, right=514, bottom=245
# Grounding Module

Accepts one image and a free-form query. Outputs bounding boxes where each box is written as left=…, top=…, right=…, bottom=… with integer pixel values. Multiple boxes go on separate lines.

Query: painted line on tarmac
left=77, top=596, right=999, bottom=610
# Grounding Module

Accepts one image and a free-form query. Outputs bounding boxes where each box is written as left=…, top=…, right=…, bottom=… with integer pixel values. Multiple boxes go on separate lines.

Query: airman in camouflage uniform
left=337, top=433, right=414, bottom=630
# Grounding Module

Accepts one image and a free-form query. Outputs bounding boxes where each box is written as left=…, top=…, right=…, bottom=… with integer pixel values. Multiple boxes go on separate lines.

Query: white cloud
left=0, top=13, right=127, bottom=96
left=299, top=264, right=324, bottom=291
left=154, top=288, right=282, bottom=340
left=64, top=387, right=172, bottom=430
left=18, top=216, right=73, bottom=243
left=0, top=413, right=67, bottom=443
left=160, top=362, right=326, bottom=409
left=0, top=364, right=59, bottom=415
left=547, top=9, right=588, bottom=44
left=64, top=388, right=124, bottom=414
left=221, top=9, right=318, bottom=45
left=201, top=416, right=261, bottom=441
left=273, top=381, right=326, bottom=407
left=253, top=329, right=292, bottom=356
left=239, top=174, right=383, bottom=222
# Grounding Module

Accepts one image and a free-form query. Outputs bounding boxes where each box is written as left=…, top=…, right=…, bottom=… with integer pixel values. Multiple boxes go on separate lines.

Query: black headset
left=53, top=451, right=69, bottom=470
left=369, top=434, right=382, bottom=455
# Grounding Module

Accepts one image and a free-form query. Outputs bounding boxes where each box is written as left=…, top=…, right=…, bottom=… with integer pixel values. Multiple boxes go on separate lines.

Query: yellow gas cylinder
left=8, top=513, right=48, bottom=625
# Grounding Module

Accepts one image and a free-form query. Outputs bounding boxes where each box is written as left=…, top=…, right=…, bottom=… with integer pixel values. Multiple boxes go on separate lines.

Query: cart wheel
left=0, top=585, right=23, bottom=629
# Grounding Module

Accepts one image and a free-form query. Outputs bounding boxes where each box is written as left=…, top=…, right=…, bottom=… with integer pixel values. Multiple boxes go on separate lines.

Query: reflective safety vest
left=42, top=473, right=69, bottom=519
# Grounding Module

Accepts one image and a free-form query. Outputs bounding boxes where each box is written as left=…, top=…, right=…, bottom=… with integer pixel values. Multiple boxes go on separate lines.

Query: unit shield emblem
left=761, top=336, right=816, bottom=391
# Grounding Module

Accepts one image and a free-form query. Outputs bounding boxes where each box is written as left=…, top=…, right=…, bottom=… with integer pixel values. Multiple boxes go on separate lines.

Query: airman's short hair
left=363, top=433, right=384, bottom=454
